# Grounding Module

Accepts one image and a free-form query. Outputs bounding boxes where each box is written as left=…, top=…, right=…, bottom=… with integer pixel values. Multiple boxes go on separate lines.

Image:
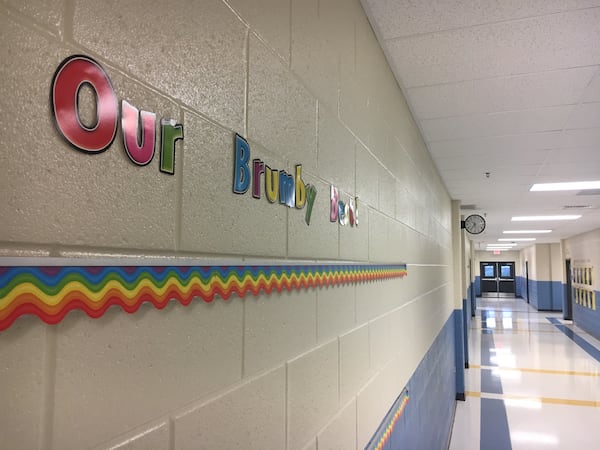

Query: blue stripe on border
left=481, top=368, right=503, bottom=395
left=547, top=317, right=600, bottom=364
left=480, top=310, right=512, bottom=450
left=480, top=398, right=512, bottom=450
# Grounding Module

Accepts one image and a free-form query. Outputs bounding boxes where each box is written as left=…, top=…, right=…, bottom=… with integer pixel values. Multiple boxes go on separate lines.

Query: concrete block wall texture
left=517, top=244, right=565, bottom=310
left=564, top=228, right=600, bottom=339
left=0, top=1, right=454, bottom=449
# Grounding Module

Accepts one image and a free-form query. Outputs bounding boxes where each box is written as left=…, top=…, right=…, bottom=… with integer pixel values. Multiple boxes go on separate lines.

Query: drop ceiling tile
left=440, top=164, right=541, bottom=181
left=559, top=127, right=600, bottom=147
left=421, top=105, right=573, bottom=141
left=362, top=0, right=600, bottom=39
left=407, top=67, right=595, bottom=119
left=546, top=147, right=600, bottom=163
left=428, top=132, right=562, bottom=157
left=537, top=161, right=600, bottom=177
left=565, top=102, right=600, bottom=129
left=386, top=8, right=600, bottom=87
left=434, top=150, right=548, bottom=170
left=582, top=69, right=600, bottom=102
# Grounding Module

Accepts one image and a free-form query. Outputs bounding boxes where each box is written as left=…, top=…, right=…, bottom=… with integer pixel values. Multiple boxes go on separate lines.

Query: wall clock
left=463, top=214, right=486, bottom=235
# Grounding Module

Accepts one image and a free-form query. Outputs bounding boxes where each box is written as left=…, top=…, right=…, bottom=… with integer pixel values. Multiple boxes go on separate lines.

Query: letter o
left=51, top=55, right=118, bottom=153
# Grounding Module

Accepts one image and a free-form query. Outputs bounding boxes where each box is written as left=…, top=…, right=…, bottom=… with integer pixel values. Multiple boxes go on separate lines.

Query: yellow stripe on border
left=465, top=391, right=599, bottom=407
left=475, top=327, right=562, bottom=334
left=469, top=364, right=600, bottom=377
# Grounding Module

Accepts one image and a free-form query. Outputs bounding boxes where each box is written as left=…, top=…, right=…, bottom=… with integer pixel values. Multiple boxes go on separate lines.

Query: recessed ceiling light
left=503, top=230, right=552, bottom=234
left=498, top=238, right=536, bottom=242
left=511, top=215, right=581, bottom=221
left=530, top=181, right=600, bottom=191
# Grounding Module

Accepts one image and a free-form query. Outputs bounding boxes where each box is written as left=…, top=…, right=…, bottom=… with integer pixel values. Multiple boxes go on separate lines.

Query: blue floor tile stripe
left=481, top=368, right=503, bottom=395
left=480, top=398, right=512, bottom=450
left=480, top=310, right=512, bottom=450
left=547, top=317, right=600, bottom=364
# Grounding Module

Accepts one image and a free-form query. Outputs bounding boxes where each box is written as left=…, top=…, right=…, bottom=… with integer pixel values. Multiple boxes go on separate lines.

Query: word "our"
left=51, top=55, right=183, bottom=174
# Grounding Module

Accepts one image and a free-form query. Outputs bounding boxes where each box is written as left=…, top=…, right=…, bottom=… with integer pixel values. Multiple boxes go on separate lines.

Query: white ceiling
left=360, top=0, right=600, bottom=251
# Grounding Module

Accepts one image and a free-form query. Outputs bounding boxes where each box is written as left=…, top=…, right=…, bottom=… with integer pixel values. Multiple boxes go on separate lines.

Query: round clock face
left=465, top=214, right=486, bottom=234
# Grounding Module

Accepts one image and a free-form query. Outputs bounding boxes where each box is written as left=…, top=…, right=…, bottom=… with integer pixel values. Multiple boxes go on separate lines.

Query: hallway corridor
left=449, top=297, right=600, bottom=449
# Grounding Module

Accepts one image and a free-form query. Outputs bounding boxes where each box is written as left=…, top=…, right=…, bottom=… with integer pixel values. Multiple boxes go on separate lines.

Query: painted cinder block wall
left=0, top=1, right=455, bottom=449
left=564, top=228, right=600, bottom=340
left=520, top=244, right=563, bottom=311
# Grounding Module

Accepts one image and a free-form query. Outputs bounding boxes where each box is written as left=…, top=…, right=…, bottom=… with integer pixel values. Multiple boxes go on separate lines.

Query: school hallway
left=449, top=296, right=600, bottom=450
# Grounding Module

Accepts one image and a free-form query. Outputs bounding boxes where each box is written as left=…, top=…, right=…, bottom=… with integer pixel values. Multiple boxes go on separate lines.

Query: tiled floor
left=449, top=296, right=600, bottom=450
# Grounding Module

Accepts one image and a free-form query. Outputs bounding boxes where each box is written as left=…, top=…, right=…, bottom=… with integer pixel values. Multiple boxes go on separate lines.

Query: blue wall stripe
left=550, top=282, right=564, bottom=311
left=470, top=282, right=476, bottom=317
left=368, top=311, right=457, bottom=449
left=571, top=292, right=600, bottom=341
left=524, top=280, right=563, bottom=311
left=547, top=317, right=600, bottom=363
left=462, top=299, right=470, bottom=368
left=454, top=309, right=466, bottom=398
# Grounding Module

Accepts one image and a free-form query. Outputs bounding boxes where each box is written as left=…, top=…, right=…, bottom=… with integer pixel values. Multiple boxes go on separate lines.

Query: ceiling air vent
left=577, top=189, right=600, bottom=196
left=460, top=204, right=477, bottom=210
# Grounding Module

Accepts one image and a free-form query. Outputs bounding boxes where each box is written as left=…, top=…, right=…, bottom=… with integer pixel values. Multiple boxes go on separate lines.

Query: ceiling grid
left=361, top=0, right=600, bottom=248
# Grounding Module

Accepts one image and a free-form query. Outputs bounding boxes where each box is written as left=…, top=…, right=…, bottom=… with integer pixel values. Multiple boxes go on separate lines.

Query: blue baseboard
left=528, top=280, right=563, bottom=311
left=368, top=312, right=459, bottom=449
left=573, top=294, right=600, bottom=341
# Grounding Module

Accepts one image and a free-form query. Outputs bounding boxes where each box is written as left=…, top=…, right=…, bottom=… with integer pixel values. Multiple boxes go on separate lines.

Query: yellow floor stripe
left=465, top=391, right=599, bottom=408
left=469, top=364, right=600, bottom=377
left=474, top=327, right=561, bottom=334
left=534, top=396, right=599, bottom=408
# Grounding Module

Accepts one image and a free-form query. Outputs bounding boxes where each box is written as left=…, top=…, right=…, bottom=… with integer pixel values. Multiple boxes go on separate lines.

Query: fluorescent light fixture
left=503, top=230, right=552, bottom=234
left=498, top=238, right=536, bottom=242
left=511, top=215, right=581, bottom=221
left=530, top=180, right=600, bottom=191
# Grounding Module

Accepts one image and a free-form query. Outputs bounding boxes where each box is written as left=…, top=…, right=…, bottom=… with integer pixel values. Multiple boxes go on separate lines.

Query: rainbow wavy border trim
left=366, top=389, right=410, bottom=450
left=0, top=263, right=407, bottom=331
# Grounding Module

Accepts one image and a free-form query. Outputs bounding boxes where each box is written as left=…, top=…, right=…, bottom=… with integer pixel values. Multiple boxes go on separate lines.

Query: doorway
left=525, top=261, right=530, bottom=303
left=480, top=262, right=516, bottom=297
left=564, top=259, right=573, bottom=320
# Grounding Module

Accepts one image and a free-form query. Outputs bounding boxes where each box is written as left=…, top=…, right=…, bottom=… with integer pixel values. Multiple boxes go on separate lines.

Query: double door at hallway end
left=480, top=261, right=515, bottom=297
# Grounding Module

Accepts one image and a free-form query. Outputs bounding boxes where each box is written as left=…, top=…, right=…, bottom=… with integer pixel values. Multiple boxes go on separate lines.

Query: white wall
left=564, top=228, right=600, bottom=291
left=0, top=1, right=453, bottom=449
left=518, top=244, right=562, bottom=283
left=550, top=243, right=563, bottom=284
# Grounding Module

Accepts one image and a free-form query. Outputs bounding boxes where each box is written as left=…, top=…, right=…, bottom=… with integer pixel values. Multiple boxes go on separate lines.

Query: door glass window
left=500, top=264, right=513, bottom=278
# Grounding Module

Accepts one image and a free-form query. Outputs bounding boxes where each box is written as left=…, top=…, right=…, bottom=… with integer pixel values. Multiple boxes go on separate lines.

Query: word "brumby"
left=233, top=134, right=317, bottom=225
